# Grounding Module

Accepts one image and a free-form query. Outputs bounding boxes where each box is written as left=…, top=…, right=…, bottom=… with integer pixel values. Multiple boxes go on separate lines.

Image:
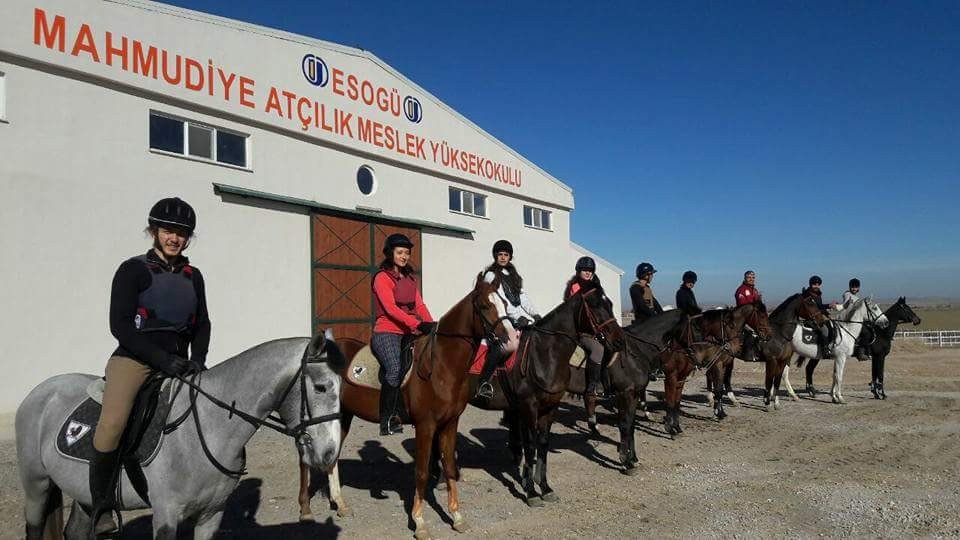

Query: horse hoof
left=773, top=401, right=780, bottom=411
left=790, top=394, right=800, bottom=402
left=623, top=465, right=641, bottom=476
left=715, top=410, right=727, bottom=420
left=526, top=495, right=545, bottom=508
left=451, top=511, right=470, bottom=533
left=336, top=505, right=354, bottom=519
left=299, top=512, right=315, bottom=523
left=541, top=491, right=561, bottom=503
left=414, top=527, right=432, bottom=540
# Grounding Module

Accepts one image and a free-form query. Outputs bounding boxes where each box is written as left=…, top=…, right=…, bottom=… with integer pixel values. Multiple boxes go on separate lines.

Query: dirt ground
left=2, top=348, right=959, bottom=539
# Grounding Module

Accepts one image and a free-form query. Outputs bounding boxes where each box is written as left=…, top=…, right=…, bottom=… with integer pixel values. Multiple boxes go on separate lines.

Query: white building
left=0, top=0, right=622, bottom=412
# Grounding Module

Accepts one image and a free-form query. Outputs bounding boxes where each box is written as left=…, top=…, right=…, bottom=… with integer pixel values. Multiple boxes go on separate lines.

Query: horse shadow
left=121, top=478, right=342, bottom=538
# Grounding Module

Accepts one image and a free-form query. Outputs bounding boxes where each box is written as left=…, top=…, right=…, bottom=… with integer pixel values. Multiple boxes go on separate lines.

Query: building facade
left=0, top=0, right=622, bottom=412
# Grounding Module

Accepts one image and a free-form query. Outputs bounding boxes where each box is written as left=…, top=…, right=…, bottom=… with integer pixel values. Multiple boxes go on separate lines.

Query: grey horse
left=17, top=332, right=344, bottom=539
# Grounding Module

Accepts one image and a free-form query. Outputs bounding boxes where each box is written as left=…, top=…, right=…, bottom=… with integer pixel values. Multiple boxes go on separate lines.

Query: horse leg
left=662, top=366, right=682, bottom=437
left=585, top=393, right=599, bottom=434
left=410, top=422, right=437, bottom=540
left=638, top=385, right=650, bottom=421
left=782, top=359, right=798, bottom=401
left=705, top=368, right=716, bottom=410
left=507, top=412, right=523, bottom=474
left=763, top=356, right=775, bottom=409
left=709, top=364, right=727, bottom=420
left=723, top=359, right=739, bottom=406
left=438, top=419, right=468, bottom=533
left=535, top=410, right=559, bottom=503
left=152, top=507, right=181, bottom=540
left=619, top=388, right=641, bottom=475
left=805, top=357, right=819, bottom=395
left=194, top=510, right=224, bottom=540
left=328, top=412, right=355, bottom=518
left=22, top=474, right=63, bottom=540
left=877, top=353, right=887, bottom=399
left=832, top=354, right=847, bottom=404
left=518, top=402, right=542, bottom=507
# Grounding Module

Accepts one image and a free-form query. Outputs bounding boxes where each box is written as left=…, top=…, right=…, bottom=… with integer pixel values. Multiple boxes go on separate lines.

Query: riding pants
left=372, top=332, right=405, bottom=387
left=93, top=356, right=152, bottom=452
left=579, top=335, right=605, bottom=365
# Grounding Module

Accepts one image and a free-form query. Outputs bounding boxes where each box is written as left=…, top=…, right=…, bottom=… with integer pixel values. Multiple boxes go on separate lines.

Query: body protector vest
left=134, top=255, right=199, bottom=335
left=375, top=271, right=420, bottom=319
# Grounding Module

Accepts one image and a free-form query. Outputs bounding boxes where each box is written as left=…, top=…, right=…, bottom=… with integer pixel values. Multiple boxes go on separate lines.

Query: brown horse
left=467, top=286, right=625, bottom=506
left=661, top=303, right=771, bottom=435
left=297, top=278, right=513, bottom=539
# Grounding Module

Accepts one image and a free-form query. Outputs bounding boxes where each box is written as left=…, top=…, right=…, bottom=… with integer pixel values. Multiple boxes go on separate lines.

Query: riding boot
left=819, top=326, right=832, bottom=358
left=379, top=385, right=403, bottom=436
left=741, top=332, right=757, bottom=361
left=854, top=345, right=871, bottom=362
left=476, top=343, right=505, bottom=399
left=88, top=448, right=120, bottom=537
left=585, top=361, right=603, bottom=397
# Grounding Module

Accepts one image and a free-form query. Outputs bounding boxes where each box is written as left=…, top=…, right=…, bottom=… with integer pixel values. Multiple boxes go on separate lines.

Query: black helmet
left=809, top=275, right=823, bottom=286
left=636, top=262, right=656, bottom=280
left=383, top=233, right=414, bottom=255
left=849, top=278, right=861, bottom=288
left=492, top=239, right=513, bottom=257
left=575, top=256, right=596, bottom=272
left=682, top=270, right=698, bottom=284
left=148, top=197, right=196, bottom=233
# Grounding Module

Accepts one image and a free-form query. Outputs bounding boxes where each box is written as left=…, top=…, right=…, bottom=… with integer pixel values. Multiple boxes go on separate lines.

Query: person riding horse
left=371, top=233, right=435, bottom=435
left=476, top=240, right=539, bottom=399
left=675, top=270, right=702, bottom=316
left=735, top=270, right=762, bottom=360
left=564, top=256, right=608, bottom=397
left=802, top=275, right=838, bottom=356
left=90, top=197, right=210, bottom=531
left=630, top=262, right=663, bottom=324
left=843, top=277, right=873, bottom=361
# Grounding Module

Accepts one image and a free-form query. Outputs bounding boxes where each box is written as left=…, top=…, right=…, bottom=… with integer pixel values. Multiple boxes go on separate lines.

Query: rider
left=564, top=257, right=607, bottom=397
left=630, top=262, right=663, bottom=323
left=476, top=240, right=538, bottom=398
left=371, top=233, right=435, bottom=435
left=735, top=270, right=763, bottom=361
left=844, top=278, right=873, bottom=362
left=675, top=270, right=702, bottom=316
left=90, top=197, right=210, bottom=527
left=802, top=275, right=837, bottom=356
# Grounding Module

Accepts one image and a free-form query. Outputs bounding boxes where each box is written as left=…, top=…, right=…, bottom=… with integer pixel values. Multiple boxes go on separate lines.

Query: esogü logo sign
left=301, top=53, right=423, bottom=123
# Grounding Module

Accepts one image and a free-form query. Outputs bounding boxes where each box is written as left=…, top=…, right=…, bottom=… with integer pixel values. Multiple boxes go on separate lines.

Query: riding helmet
left=682, top=270, right=698, bottom=284
left=492, top=239, right=514, bottom=258
left=383, top=233, right=414, bottom=255
left=636, top=262, right=656, bottom=280
left=849, top=278, right=861, bottom=288
left=575, top=256, right=596, bottom=272
left=148, top=197, right=196, bottom=233
left=809, top=275, right=823, bottom=286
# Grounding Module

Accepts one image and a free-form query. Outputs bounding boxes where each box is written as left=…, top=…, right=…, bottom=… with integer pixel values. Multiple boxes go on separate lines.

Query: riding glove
left=416, top=321, right=437, bottom=335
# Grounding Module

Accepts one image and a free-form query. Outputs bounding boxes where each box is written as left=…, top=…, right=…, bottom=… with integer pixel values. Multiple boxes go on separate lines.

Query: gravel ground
left=2, top=348, right=958, bottom=539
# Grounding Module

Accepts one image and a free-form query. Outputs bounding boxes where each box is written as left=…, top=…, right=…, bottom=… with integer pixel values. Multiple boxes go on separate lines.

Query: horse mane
left=836, top=298, right=866, bottom=321
left=535, top=289, right=580, bottom=327
left=770, top=293, right=801, bottom=321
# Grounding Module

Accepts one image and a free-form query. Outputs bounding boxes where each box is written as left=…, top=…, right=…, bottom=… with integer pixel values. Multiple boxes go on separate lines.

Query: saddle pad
left=86, top=378, right=106, bottom=403
left=801, top=325, right=818, bottom=345
left=567, top=347, right=587, bottom=369
left=345, top=345, right=415, bottom=391
left=56, top=379, right=176, bottom=467
left=468, top=343, right=520, bottom=375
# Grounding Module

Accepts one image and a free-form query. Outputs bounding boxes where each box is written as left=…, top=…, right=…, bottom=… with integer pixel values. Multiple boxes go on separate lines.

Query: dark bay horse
left=568, top=309, right=688, bottom=474
left=467, top=287, right=625, bottom=506
left=297, top=279, right=513, bottom=539
left=799, top=297, right=920, bottom=400
left=660, top=304, right=770, bottom=435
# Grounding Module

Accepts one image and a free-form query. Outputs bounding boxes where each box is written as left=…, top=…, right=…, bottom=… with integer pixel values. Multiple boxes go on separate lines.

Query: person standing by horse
left=675, top=270, right=702, bottom=316
left=90, top=197, right=210, bottom=529
left=630, top=262, right=663, bottom=323
left=371, top=233, right=435, bottom=435
left=476, top=239, right=538, bottom=398
left=843, top=278, right=873, bottom=361
left=564, top=256, right=608, bottom=396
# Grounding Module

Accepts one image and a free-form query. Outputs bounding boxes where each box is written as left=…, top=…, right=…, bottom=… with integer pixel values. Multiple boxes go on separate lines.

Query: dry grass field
left=911, top=308, right=960, bottom=331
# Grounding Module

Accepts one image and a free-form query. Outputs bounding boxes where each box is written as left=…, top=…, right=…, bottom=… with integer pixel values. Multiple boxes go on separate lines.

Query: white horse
left=783, top=298, right=887, bottom=404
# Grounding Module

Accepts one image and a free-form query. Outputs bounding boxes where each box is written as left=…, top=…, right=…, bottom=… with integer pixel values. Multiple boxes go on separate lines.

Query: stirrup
left=476, top=381, right=495, bottom=399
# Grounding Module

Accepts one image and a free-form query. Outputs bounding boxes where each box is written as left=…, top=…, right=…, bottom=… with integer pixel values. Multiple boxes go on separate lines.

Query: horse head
left=575, top=286, right=625, bottom=352
left=863, top=297, right=889, bottom=328
left=797, top=295, right=828, bottom=326
left=472, top=277, right=516, bottom=345
left=890, top=296, right=922, bottom=326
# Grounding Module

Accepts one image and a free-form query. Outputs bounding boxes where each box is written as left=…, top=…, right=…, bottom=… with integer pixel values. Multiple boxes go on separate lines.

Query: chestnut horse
left=467, top=286, right=625, bottom=506
left=660, top=303, right=771, bottom=436
left=297, top=278, right=513, bottom=539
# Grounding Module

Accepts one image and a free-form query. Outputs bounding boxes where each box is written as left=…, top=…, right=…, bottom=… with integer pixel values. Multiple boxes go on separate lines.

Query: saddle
left=468, top=341, right=522, bottom=375
left=801, top=321, right=837, bottom=359
left=57, top=374, right=181, bottom=504
left=344, top=338, right=417, bottom=391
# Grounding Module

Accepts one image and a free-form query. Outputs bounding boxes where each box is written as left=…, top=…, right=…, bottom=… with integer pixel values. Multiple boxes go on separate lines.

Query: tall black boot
left=476, top=343, right=505, bottom=399
left=741, top=332, right=757, bottom=361
left=379, top=385, right=403, bottom=436
left=585, top=361, right=603, bottom=397
left=88, top=448, right=120, bottom=537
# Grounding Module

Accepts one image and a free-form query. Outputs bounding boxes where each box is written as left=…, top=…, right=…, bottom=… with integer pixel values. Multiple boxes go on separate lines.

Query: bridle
left=523, top=288, right=619, bottom=346
left=167, top=340, right=341, bottom=477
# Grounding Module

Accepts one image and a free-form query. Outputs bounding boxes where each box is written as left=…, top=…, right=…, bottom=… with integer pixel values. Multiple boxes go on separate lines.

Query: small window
left=149, top=111, right=249, bottom=168
left=449, top=187, right=486, bottom=218
left=0, top=72, right=6, bottom=121
left=150, top=114, right=184, bottom=153
left=357, top=165, right=376, bottom=195
left=216, top=130, right=247, bottom=167
left=188, top=124, right=213, bottom=159
left=523, top=205, right=552, bottom=231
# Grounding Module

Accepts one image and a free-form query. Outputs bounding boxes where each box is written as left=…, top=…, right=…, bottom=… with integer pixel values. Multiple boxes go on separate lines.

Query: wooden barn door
left=311, top=212, right=421, bottom=342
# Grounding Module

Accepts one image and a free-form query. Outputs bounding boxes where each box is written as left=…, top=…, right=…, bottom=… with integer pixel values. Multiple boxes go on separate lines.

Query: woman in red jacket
left=371, top=233, right=434, bottom=436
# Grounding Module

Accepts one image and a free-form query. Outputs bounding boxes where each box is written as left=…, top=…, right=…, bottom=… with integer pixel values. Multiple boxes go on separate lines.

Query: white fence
left=894, top=330, right=960, bottom=348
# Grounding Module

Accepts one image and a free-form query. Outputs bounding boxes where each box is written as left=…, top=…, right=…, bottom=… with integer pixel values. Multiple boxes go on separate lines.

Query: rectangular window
left=0, top=72, right=6, bottom=121
left=523, top=205, right=552, bottom=231
left=448, top=187, right=487, bottom=218
left=149, top=111, right=249, bottom=168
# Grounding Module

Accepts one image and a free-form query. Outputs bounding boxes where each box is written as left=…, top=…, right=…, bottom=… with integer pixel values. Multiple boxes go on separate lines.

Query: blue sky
left=164, top=1, right=960, bottom=305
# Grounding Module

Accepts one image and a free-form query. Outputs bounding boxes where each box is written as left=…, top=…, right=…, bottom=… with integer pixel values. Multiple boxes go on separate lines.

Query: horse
left=721, top=294, right=828, bottom=411
left=788, top=298, right=887, bottom=404
left=16, top=333, right=345, bottom=539
left=702, top=303, right=772, bottom=411
left=660, top=304, right=770, bottom=436
left=297, top=278, right=513, bottom=540
left=798, top=297, right=920, bottom=400
left=467, top=286, right=625, bottom=504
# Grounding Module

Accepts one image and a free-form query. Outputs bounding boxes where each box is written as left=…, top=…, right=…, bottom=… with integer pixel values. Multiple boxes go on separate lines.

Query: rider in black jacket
left=675, top=271, right=702, bottom=316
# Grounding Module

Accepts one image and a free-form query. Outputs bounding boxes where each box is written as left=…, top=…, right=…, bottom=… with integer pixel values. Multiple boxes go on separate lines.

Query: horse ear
left=306, top=332, right=327, bottom=359
left=899, top=296, right=905, bottom=303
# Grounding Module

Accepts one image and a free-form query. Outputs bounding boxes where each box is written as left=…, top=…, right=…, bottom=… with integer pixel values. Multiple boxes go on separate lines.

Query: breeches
left=579, top=335, right=605, bottom=365
left=93, top=356, right=152, bottom=452
left=372, top=332, right=405, bottom=387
